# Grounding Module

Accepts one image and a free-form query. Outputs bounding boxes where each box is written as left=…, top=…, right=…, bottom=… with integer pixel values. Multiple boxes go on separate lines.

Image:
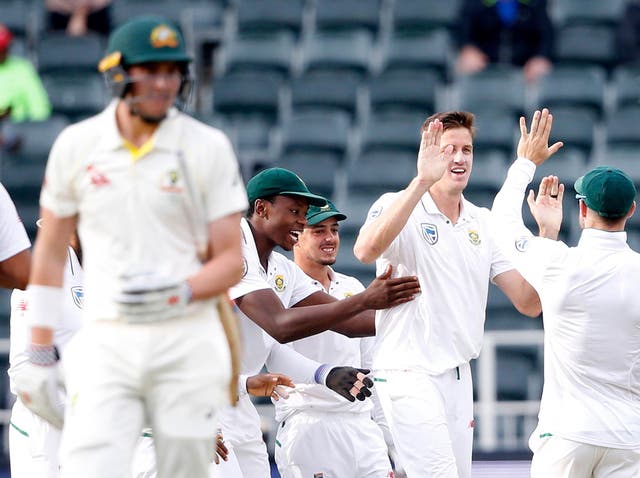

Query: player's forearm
left=354, top=177, right=429, bottom=263
left=331, top=311, right=375, bottom=337
left=189, top=250, right=243, bottom=301
left=266, top=343, right=321, bottom=384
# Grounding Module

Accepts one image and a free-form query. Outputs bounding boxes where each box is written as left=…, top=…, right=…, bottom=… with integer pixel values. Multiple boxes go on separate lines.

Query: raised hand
left=527, top=175, right=564, bottom=240
left=417, top=119, right=450, bottom=187
left=246, top=373, right=294, bottom=401
left=361, top=265, right=421, bottom=310
left=516, top=108, right=564, bottom=166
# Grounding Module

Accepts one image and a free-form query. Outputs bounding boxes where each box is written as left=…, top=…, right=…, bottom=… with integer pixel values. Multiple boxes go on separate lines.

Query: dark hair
left=245, top=195, right=275, bottom=217
left=421, top=111, right=476, bottom=138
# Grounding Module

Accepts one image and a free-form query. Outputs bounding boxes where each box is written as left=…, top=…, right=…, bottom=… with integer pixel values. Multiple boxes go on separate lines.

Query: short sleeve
left=289, top=262, right=323, bottom=306
left=228, top=254, right=271, bottom=301
left=360, top=192, right=400, bottom=259
left=0, top=183, right=30, bottom=261
left=40, top=127, right=80, bottom=218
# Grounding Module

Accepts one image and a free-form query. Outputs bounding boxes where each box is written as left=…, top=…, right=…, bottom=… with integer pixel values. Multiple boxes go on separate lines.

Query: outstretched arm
left=354, top=120, right=450, bottom=263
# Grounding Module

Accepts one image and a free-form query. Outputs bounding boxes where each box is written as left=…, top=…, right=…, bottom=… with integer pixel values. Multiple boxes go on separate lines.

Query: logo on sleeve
left=274, top=274, right=286, bottom=292
left=421, top=223, right=438, bottom=245
left=515, top=236, right=529, bottom=252
left=467, top=229, right=481, bottom=246
left=241, top=258, right=248, bottom=278
left=368, top=205, right=383, bottom=219
left=70, top=286, right=84, bottom=309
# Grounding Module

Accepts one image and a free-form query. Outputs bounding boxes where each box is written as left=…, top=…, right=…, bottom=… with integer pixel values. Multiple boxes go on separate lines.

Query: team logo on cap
left=274, top=274, right=286, bottom=292
left=515, top=236, right=529, bottom=252
left=468, top=229, right=481, bottom=246
left=71, top=286, right=84, bottom=309
left=150, top=25, right=179, bottom=48
left=421, top=223, right=438, bottom=245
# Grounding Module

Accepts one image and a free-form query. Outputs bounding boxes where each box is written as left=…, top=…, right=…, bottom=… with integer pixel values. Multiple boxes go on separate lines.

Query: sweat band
left=27, top=285, right=63, bottom=329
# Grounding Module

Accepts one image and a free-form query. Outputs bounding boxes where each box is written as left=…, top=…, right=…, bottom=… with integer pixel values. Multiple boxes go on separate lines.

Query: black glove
left=325, top=367, right=373, bottom=402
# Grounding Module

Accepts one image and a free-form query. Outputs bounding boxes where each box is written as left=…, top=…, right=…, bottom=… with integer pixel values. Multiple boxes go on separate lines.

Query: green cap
left=574, top=166, right=637, bottom=218
left=246, top=168, right=327, bottom=207
left=100, top=16, right=191, bottom=71
left=306, top=199, right=347, bottom=225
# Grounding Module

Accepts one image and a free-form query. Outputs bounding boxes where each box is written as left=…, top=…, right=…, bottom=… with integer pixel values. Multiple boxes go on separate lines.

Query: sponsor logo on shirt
left=71, top=286, right=84, bottom=309
left=274, top=274, right=286, bottom=292
left=515, top=236, right=529, bottom=252
left=369, top=205, right=383, bottom=219
left=468, top=229, right=481, bottom=246
left=160, top=169, right=184, bottom=193
left=421, top=223, right=438, bottom=245
left=86, top=165, right=110, bottom=187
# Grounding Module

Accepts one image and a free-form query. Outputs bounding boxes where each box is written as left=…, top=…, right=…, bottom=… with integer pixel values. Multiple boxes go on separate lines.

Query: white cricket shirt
left=363, top=191, right=513, bottom=374
left=0, top=182, right=30, bottom=261
left=275, top=268, right=372, bottom=421
left=492, top=158, right=640, bottom=449
left=9, top=247, right=83, bottom=394
left=40, top=101, right=248, bottom=321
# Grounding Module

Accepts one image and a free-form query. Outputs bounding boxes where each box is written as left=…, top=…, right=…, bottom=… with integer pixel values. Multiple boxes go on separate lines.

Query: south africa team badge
left=71, top=286, right=84, bottom=309
left=421, top=223, right=438, bottom=245
left=274, top=274, right=286, bottom=292
left=468, top=229, right=481, bottom=246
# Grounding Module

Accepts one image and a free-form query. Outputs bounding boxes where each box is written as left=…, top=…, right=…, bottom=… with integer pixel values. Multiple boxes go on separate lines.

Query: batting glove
left=316, top=365, right=374, bottom=402
left=114, top=274, right=192, bottom=323
left=13, top=344, right=64, bottom=429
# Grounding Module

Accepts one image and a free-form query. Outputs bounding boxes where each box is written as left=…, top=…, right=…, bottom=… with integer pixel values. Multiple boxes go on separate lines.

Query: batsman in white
left=353, top=111, right=541, bottom=478
left=276, top=198, right=394, bottom=478
left=492, top=108, right=640, bottom=477
left=0, top=182, right=31, bottom=290
left=13, top=15, right=248, bottom=478
left=217, top=167, right=421, bottom=477
left=9, top=230, right=83, bottom=477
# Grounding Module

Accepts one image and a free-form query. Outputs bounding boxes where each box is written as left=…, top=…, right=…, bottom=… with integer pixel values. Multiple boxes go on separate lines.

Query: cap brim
left=282, top=191, right=327, bottom=207
left=307, top=211, right=347, bottom=226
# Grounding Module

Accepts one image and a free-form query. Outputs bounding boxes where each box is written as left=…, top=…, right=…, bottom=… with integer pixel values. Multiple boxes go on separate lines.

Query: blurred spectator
left=616, top=0, right=640, bottom=65
left=455, top=0, right=553, bottom=83
left=45, top=0, right=112, bottom=37
left=0, top=24, right=51, bottom=151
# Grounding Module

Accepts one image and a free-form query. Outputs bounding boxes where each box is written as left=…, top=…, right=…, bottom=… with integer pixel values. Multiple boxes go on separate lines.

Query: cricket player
left=274, top=199, right=394, bottom=478
left=14, top=16, right=248, bottom=478
left=8, top=232, right=83, bottom=477
left=492, top=108, right=640, bottom=477
left=218, top=167, right=421, bottom=477
left=353, top=112, right=541, bottom=478
left=0, top=182, right=31, bottom=289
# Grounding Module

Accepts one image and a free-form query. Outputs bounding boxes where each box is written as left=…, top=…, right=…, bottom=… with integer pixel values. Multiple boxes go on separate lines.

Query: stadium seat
left=380, top=29, right=452, bottom=81
left=36, top=33, right=105, bottom=74
left=2, top=0, right=32, bottom=37
left=42, top=72, right=108, bottom=121
left=359, top=110, right=425, bottom=155
left=212, top=71, right=283, bottom=122
left=546, top=106, right=597, bottom=157
left=602, top=145, right=640, bottom=182
left=605, top=106, right=640, bottom=149
left=301, top=29, right=374, bottom=77
left=496, top=350, right=538, bottom=401
left=236, top=0, right=304, bottom=36
left=233, top=116, right=274, bottom=157
left=368, top=68, right=440, bottom=115
left=467, top=150, right=508, bottom=193
left=472, top=110, right=517, bottom=156
left=290, top=70, right=361, bottom=120
left=554, top=0, right=626, bottom=27
left=314, top=0, right=381, bottom=34
left=335, top=230, right=377, bottom=286
left=554, top=24, right=617, bottom=70
left=111, top=0, right=184, bottom=27
left=536, top=66, right=606, bottom=119
left=338, top=190, right=380, bottom=236
left=533, top=148, right=586, bottom=185
left=280, top=110, right=351, bottom=159
left=455, top=66, right=525, bottom=118
left=347, top=151, right=416, bottom=196
left=4, top=115, right=70, bottom=163
left=217, top=32, right=296, bottom=78
left=392, top=0, right=462, bottom=33
left=274, top=153, right=339, bottom=199
left=611, top=65, right=640, bottom=112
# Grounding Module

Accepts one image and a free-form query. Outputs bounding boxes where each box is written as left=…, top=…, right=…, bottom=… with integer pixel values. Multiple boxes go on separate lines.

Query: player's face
left=126, top=61, right=182, bottom=119
left=434, top=127, right=474, bottom=194
left=265, top=195, right=310, bottom=251
left=297, top=218, right=340, bottom=266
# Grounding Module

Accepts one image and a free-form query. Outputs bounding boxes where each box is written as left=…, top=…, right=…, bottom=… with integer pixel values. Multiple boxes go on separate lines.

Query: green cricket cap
left=574, top=166, right=636, bottom=218
left=306, top=199, right=347, bottom=225
left=100, top=16, right=191, bottom=71
left=246, top=168, right=327, bottom=207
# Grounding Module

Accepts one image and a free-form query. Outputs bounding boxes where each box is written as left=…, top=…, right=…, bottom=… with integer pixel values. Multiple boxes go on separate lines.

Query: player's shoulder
left=53, top=109, right=108, bottom=148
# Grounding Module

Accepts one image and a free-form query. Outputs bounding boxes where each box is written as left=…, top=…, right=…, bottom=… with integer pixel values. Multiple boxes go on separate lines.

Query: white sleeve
left=359, top=192, right=401, bottom=259
left=265, top=342, right=322, bottom=384
left=0, top=183, right=30, bottom=261
left=289, top=262, right=323, bottom=306
left=228, top=259, right=270, bottom=301
left=40, top=127, right=80, bottom=218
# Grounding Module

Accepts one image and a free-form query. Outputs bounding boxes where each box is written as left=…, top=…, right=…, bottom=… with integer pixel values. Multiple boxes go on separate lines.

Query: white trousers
left=530, top=433, right=640, bottom=478
left=374, top=364, right=474, bottom=478
left=60, top=314, right=230, bottom=478
left=9, top=399, right=62, bottom=478
left=275, top=410, right=392, bottom=478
